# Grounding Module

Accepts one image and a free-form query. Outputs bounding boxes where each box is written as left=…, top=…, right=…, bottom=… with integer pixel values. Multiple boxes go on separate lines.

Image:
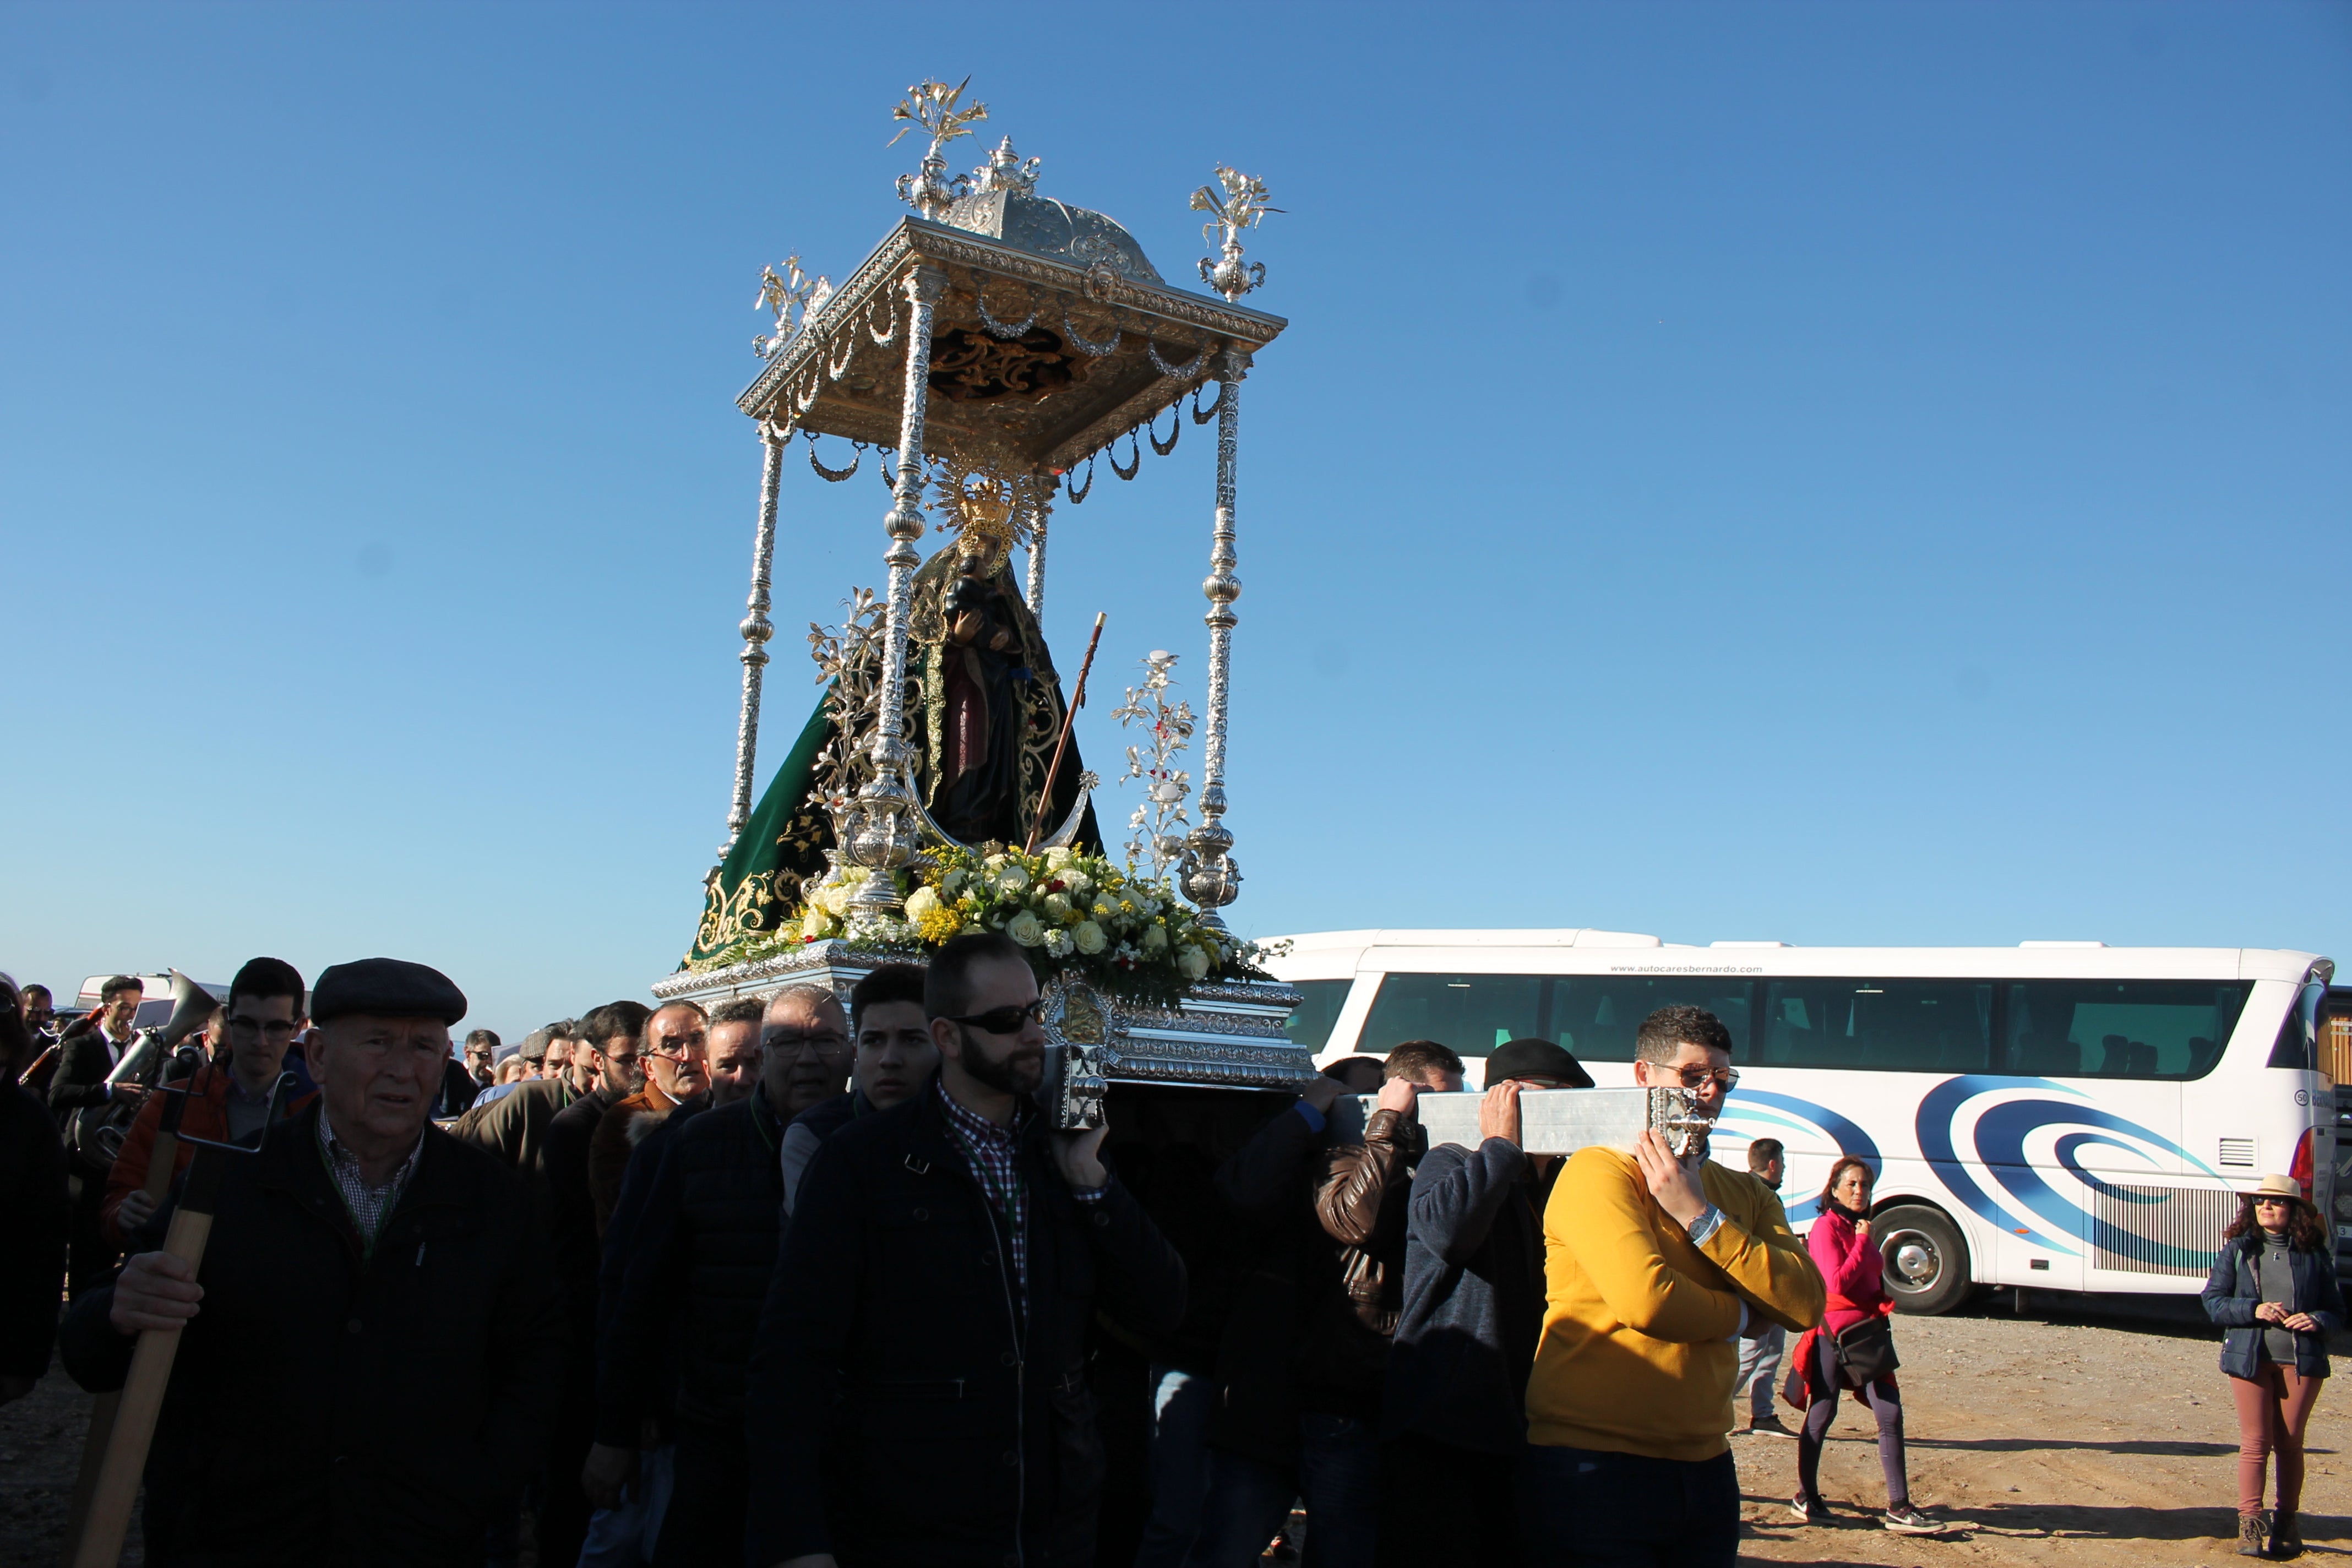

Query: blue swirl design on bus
left=1915, top=1075, right=2220, bottom=1259
left=1714, top=1089, right=1880, bottom=1224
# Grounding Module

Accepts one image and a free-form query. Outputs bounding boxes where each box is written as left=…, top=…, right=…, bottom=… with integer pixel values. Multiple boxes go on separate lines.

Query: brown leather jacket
left=1314, top=1107, right=1424, bottom=1336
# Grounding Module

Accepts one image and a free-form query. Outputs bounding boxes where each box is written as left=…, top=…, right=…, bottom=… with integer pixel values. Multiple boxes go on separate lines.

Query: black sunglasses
left=944, top=999, right=1046, bottom=1036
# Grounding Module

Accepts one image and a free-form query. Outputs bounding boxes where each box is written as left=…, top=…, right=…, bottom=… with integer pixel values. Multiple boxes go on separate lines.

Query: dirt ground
left=1731, top=1295, right=2349, bottom=1567
left=0, top=1292, right=2338, bottom=1567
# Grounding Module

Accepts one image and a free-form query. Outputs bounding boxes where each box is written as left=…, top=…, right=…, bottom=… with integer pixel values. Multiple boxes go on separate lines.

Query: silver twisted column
left=841, top=265, right=945, bottom=927
left=1182, top=347, right=1249, bottom=927
left=1024, top=494, right=1049, bottom=617
left=722, top=421, right=788, bottom=860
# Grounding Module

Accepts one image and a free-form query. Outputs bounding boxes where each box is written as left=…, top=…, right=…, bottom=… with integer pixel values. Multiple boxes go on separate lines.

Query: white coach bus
left=1262, top=929, right=2339, bottom=1314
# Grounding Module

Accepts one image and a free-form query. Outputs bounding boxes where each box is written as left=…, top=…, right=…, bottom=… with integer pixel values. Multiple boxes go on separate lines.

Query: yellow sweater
left=1525, top=1147, right=1825, bottom=1462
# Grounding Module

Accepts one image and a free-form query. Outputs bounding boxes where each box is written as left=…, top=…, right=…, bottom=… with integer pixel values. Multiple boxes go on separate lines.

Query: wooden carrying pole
left=1025, top=612, right=1105, bottom=854
left=60, top=1088, right=192, bottom=1567
left=69, top=1145, right=225, bottom=1568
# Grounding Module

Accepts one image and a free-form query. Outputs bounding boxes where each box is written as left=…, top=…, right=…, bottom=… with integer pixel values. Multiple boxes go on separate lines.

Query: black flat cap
left=1487, top=1037, right=1596, bottom=1088
left=310, top=958, right=467, bottom=1025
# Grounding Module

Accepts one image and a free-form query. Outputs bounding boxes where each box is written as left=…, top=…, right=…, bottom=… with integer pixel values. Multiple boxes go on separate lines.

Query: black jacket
left=58, top=1106, right=564, bottom=1568
left=597, top=1089, right=779, bottom=1442
left=1384, top=1139, right=1556, bottom=1454
left=2202, top=1231, right=2348, bottom=1380
left=46, top=1026, right=124, bottom=1116
left=0, top=1086, right=67, bottom=1379
left=744, top=1086, right=1187, bottom=1568
left=545, top=1087, right=614, bottom=1350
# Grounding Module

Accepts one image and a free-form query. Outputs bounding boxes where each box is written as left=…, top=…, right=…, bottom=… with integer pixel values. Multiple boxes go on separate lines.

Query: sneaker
left=1789, top=1491, right=1830, bottom=1525
left=1884, top=1504, right=1947, bottom=1536
left=1747, top=1414, right=1796, bottom=1438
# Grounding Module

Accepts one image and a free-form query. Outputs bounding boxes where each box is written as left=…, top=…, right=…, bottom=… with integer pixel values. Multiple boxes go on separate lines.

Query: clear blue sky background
left=3, top=3, right=2346, bottom=1044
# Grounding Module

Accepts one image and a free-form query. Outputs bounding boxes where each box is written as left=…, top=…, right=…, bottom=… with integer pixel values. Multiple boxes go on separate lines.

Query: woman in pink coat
left=1789, top=1156, right=1943, bottom=1534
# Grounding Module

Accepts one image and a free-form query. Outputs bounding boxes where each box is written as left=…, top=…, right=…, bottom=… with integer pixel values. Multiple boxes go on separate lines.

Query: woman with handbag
left=1787, top=1156, right=1943, bottom=1534
left=2201, top=1173, right=2345, bottom=1559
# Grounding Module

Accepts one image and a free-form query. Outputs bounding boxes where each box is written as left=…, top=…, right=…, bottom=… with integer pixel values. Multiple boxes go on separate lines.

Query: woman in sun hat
left=2202, top=1172, right=2345, bottom=1560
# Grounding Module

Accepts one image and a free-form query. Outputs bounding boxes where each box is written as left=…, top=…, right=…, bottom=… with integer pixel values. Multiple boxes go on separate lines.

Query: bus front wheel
left=1873, top=1205, right=1971, bottom=1316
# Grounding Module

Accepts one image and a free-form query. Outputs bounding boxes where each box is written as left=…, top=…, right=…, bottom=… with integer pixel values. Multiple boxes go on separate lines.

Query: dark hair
left=1746, top=1137, right=1785, bottom=1174
left=22, top=984, right=50, bottom=1004
left=925, top=933, right=1029, bottom=1021
left=579, top=1000, right=652, bottom=1049
left=1635, top=1005, right=1733, bottom=1064
left=464, top=1028, right=500, bottom=1051
left=2224, top=1193, right=2328, bottom=1253
left=548, top=1017, right=579, bottom=1041
left=710, top=997, right=767, bottom=1030
left=100, top=974, right=141, bottom=1003
left=1384, top=1039, right=1465, bottom=1083
left=227, top=957, right=306, bottom=1019
left=853, top=963, right=929, bottom=1033
left=1817, top=1155, right=1877, bottom=1217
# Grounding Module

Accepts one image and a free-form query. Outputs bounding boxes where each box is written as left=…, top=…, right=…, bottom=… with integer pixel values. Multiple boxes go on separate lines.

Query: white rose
left=1073, top=921, right=1107, bottom=956
left=801, top=906, right=832, bottom=940
left=1141, top=923, right=1169, bottom=955
left=905, top=885, right=940, bottom=922
left=1061, top=870, right=1093, bottom=899
left=996, top=863, right=1031, bottom=894
left=1006, top=909, right=1045, bottom=947
left=1042, top=846, right=1075, bottom=870
left=1178, top=943, right=1210, bottom=981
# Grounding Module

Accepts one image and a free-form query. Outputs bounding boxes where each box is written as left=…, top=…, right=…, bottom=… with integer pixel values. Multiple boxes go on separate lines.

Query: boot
left=2270, top=1510, right=2302, bottom=1559
left=2240, top=1511, right=2268, bottom=1557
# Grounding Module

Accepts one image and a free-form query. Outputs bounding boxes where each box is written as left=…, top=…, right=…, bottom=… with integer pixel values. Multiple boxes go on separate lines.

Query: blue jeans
left=1180, top=1413, right=1381, bottom=1568
left=1735, top=1321, right=1787, bottom=1423
left=1517, top=1445, right=1739, bottom=1568
left=1135, top=1365, right=1216, bottom=1568
left=575, top=1441, right=674, bottom=1567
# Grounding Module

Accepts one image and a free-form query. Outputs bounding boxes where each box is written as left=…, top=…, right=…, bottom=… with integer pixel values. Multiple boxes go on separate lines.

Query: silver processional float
left=651, top=78, right=1719, bottom=1157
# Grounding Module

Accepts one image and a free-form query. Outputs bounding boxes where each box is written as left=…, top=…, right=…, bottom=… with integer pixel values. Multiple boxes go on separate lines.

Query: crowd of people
left=0, top=952, right=2336, bottom=1566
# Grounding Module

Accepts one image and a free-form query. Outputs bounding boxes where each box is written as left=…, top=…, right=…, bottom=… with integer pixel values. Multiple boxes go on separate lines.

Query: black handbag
left=1833, top=1316, right=1901, bottom=1386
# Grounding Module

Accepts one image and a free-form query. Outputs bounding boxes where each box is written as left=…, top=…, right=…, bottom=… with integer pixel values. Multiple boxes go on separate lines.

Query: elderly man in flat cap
left=60, top=957, right=564, bottom=1568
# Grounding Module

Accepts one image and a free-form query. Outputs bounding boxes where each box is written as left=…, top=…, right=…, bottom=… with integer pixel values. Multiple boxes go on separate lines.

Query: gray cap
left=518, top=1027, right=553, bottom=1064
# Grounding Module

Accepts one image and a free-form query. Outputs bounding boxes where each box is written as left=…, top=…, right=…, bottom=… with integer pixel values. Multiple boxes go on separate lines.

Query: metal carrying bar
left=1325, top=1086, right=1716, bottom=1158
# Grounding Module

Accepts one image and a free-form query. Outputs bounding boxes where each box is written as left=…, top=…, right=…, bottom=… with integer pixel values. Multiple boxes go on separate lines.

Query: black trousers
left=1517, top=1445, right=1738, bottom=1568
left=1376, top=1430, right=1523, bottom=1568
left=656, top=1416, right=749, bottom=1567
left=66, top=1170, right=117, bottom=1299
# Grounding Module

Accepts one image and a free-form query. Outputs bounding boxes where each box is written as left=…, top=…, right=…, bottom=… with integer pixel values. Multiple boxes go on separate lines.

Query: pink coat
left=1808, top=1207, right=1887, bottom=1335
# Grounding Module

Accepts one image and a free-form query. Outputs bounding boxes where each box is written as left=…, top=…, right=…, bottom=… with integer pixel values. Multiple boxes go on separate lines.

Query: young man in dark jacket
left=58, top=958, right=563, bottom=1567
left=1378, top=1037, right=1590, bottom=1568
left=777, top=962, right=938, bottom=1215
left=747, top=932, right=1187, bottom=1568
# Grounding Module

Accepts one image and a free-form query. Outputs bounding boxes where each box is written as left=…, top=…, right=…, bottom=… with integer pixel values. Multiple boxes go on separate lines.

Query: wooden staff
left=1025, top=612, right=1105, bottom=854
left=61, top=1071, right=194, bottom=1567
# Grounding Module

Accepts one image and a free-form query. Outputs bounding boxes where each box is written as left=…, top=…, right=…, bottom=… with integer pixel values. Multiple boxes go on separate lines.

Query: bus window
left=1552, top=978, right=1756, bottom=1062
left=1758, top=980, right=1992, bottom=1071
left=1283, top=979, right=1353, bottom=1054
left=2002, top=981, right=2245, bottom=1081
left=1359, top=974, right=1545, bottom=1059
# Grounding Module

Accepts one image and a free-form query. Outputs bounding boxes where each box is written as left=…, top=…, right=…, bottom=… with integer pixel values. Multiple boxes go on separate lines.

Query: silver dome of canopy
left=941, top=187, right=1164, bottom=286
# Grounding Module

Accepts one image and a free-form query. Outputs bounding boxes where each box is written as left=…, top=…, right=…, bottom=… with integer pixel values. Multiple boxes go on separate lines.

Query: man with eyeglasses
left=747, top=931, right=1186, bottom=1568
left=103, top=957, right=316, bottom=1244
left=1518, top=1006, right=1824, bottom=1568
left=59, top=956, right=563, bottom=1567
left=591, top=984, right=850, bottom=1566
left=778, top=962, right=937, bottom=1216
left=587, top=1000, right=707, bottom=1234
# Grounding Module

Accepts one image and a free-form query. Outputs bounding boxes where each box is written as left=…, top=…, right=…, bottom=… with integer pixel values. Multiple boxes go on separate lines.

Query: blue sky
left=3, top=3, right=2346, bottom=1042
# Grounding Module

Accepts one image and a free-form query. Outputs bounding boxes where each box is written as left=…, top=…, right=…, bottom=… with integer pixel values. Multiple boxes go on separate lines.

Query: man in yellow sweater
left=1520, top=1005, right=1825, bottom=1566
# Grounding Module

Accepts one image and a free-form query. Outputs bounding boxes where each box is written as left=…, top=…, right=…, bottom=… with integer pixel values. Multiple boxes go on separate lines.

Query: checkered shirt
left=315, top=1107, right=424, bottom=1251
left=936, top=1079, right=1032, bottom=1305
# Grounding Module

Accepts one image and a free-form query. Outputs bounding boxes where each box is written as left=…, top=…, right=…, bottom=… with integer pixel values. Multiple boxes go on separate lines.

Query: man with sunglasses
left=103, top=957, right=315, bottom=1243
left=1519, top=1006, right=1825, bottom=1568
left=748, top=932, right=1186, bottom=1568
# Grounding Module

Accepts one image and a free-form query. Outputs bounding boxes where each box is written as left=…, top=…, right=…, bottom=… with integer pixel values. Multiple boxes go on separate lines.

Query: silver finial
left=754, top=255, right=827, bottom=360
left=889, top=76, right=990, bottom=220
left=970, top=135, right=1041, bottom=197
left=1191, top=166, right=1280, bottom=303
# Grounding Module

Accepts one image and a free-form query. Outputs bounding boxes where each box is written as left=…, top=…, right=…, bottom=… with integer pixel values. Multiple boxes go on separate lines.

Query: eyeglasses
left=227, top=1017, right=301, bottom=1040
left=945, top=999, right=1046, bottom=1036
left=765, top=1029, right=850, bottom=1058
left=1663, top=1065, right=1739, bottom=1092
